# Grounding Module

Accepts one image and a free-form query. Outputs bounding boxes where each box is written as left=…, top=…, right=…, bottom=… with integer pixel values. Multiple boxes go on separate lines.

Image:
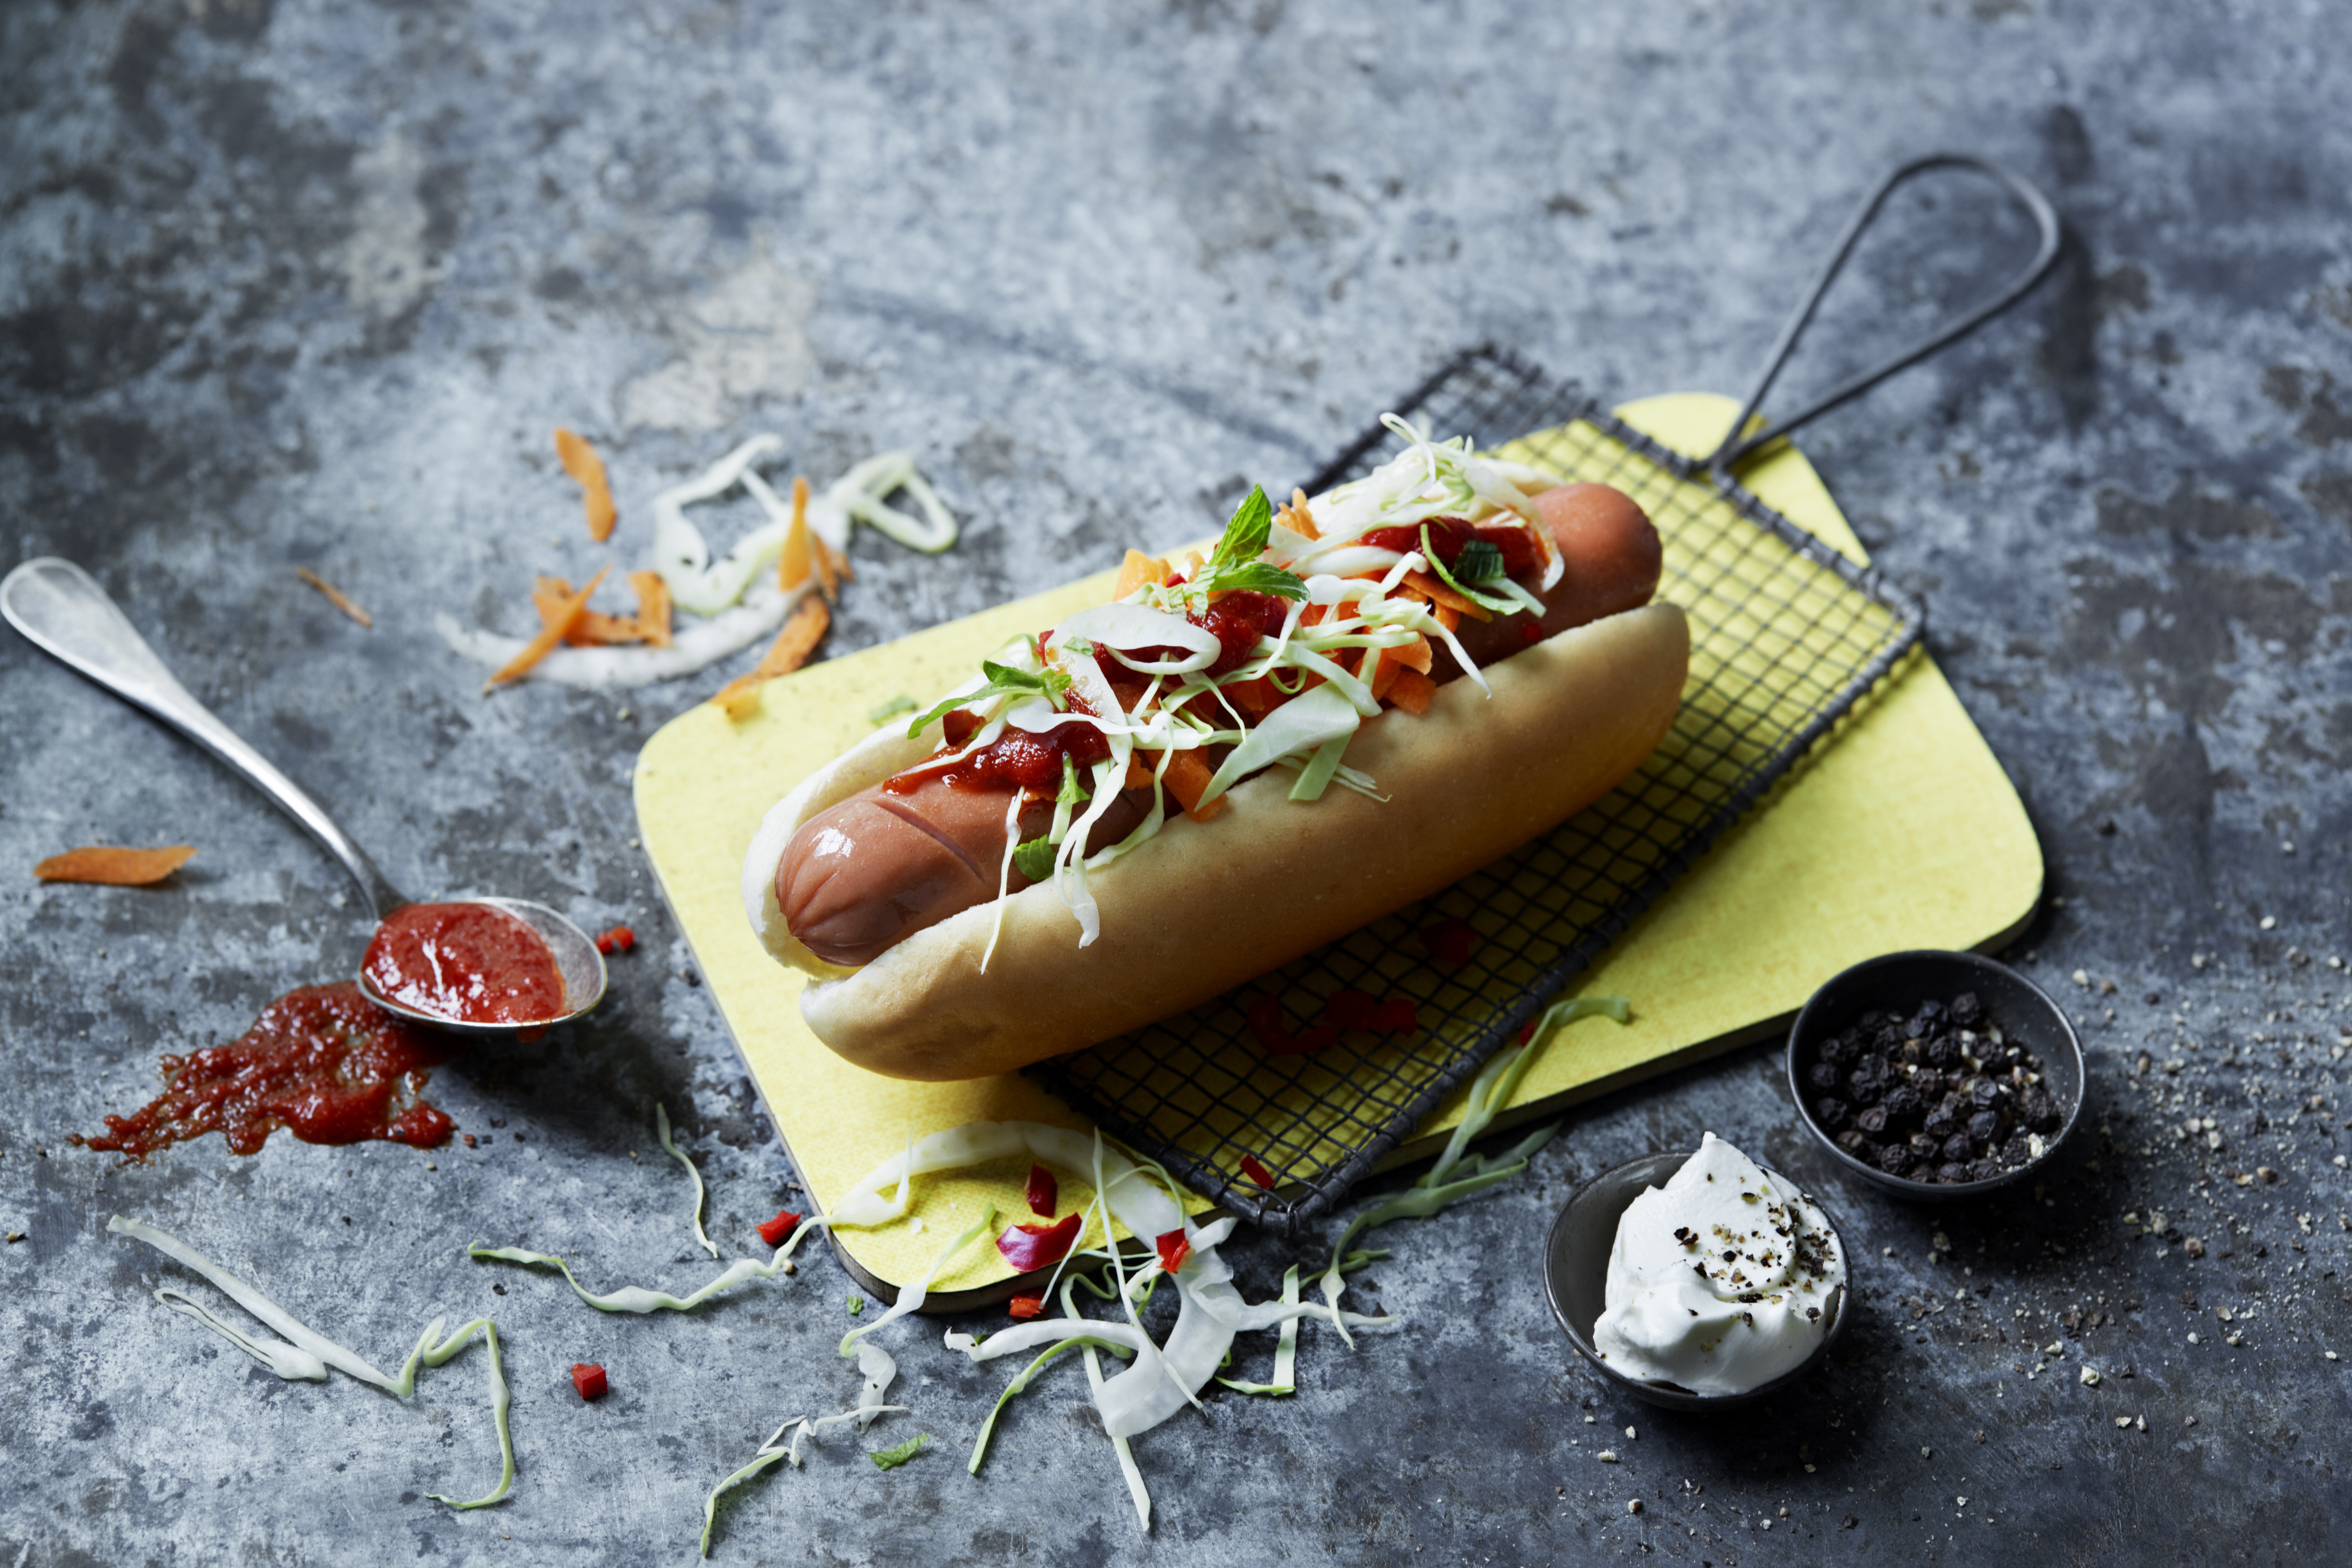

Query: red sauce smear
left=362, top=901, right=566, bottom=1025
left=883, top=590, right=1293, bottom=797
left=73, top=982, right=457, bottom=1161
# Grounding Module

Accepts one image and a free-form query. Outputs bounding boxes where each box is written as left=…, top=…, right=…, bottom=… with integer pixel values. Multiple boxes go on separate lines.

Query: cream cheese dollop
left=1592, top=1133, right=1846, bottom=1396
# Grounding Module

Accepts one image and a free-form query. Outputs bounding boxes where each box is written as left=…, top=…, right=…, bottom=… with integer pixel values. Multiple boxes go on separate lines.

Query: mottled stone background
left=4, top=1, right=2349, bottom=1563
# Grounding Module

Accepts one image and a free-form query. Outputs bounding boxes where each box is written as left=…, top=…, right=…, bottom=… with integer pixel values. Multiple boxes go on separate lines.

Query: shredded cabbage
left=108, top=1216, right=514, bottom=1509
left=440, top=440, right=956, bottom=688
left=657, top=1102, right=719, bottom=1261
left=697, top=1406, right=906, bottom=1556
left=1317, top=996, right=1631, bottom=1343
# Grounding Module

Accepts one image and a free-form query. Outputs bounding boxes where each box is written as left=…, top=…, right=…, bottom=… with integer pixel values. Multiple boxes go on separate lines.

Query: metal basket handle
left=1704, top=153, right=2061, bottom=477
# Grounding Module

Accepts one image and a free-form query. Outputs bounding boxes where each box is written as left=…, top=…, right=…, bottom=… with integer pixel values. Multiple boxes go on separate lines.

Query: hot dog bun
left=743, top=600, right=1689, bottom=1080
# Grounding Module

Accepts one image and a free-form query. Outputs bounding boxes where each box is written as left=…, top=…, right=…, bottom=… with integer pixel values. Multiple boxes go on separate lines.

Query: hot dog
left=778, top=482, right=1662, bottom=969
left=742, top=430, right=1689, bottom=1081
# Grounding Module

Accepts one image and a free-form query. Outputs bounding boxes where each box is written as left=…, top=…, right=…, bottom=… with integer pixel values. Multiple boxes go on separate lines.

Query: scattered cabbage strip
left=657, top=1102, right=719, bottom=1261
left=467, top=1213, right=830, bottom=1313
left=108, top=1217, right=514, bottom=1509
left=1216, top=1266, right=1302, bottom=1396
left=839, top=1205, right=995, bottom=1359
left=1316, top=996, right=1631, bottom=1344
left=855, top=1341, right=897, bottom=1432
left=697, top=1407, right=905, bottom=1557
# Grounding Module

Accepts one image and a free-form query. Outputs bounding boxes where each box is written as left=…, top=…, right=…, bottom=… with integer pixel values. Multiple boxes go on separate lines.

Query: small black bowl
left=1786, top=949, right=2086, bottom=1202
left=1543, top=1150, right=1850, bottom=1411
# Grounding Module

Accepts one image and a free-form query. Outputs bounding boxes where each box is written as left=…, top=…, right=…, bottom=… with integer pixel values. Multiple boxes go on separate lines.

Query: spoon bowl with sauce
left=2, top=557, right=605, bottom=1036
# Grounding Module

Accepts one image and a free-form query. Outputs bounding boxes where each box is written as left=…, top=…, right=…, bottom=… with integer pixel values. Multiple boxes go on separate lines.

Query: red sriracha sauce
left=1025, top=1163, right=1059, bottom=1217
left=73, top=982, right=457, bottom=1161
left=757, top=1210, right=802, bottom=1248
left=594, top=925, right=636, bottom=956
left=362, top=901, right=566, bottom=1025
left=1419, top=918, right=1479, bottom=967
left=571, top=1363, right=608, bottom=1401
left=996, top=1213, right=1082, bottom=1271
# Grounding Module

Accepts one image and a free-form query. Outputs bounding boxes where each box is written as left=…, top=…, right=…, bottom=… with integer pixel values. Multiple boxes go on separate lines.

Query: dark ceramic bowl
left=1786, top=949, right=2086, bottom=1202
left=1543, top=1150, right=1850, bottom=1411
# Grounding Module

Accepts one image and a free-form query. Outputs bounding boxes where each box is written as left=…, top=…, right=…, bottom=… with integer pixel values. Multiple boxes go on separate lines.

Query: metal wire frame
left=1022, top=343, right=1927, bottom=1233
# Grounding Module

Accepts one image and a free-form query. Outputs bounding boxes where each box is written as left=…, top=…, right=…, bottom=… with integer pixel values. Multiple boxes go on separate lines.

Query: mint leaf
left=905, top=662, right=1069, bottom=737
left=1012, top=835, right=1057, bottom=882
left=1200, top=561, right=1309, bottom=600
left=1210, top=486, right=1274, bottom=570
left=1056, top=754, right=1083, bottom=805
left=869, top=1432, right=929, bottom=1470
left=1450, top=539, right=1506, bottom=584
left=978, top=659, right=1048, bottom=690
left=1419, top=524, right=1519, bottom=615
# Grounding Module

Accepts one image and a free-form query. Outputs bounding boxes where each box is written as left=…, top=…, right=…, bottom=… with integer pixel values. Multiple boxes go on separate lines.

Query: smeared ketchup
left=74, top=982, right=456, bottom=1161
left=361, top=901, right=566, bottom=1025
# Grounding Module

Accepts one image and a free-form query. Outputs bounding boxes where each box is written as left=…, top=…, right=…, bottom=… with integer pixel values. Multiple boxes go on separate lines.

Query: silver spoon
left=1, top=556, right=605, bottom=1036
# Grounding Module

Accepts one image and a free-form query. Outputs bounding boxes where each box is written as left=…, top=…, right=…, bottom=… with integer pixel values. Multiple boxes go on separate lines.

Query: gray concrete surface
left=5, top=0, right=2350, bottom=1562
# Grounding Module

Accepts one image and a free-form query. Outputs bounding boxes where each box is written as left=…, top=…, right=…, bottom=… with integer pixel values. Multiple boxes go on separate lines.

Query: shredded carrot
left=36, top=845, right=196, bottom=886
left=1366, top=646, right=1402, bottom=702
left=628, top=569, right=673, bottom=648
left=1401, top=569, right=1492, bottom=621
left=711, top=597, right=831, bottom=720
left=1125, top=754, right=1154, bottom=789
left=825, top=537, right=855, bottom=585
left=1223, top=675, right=1276, bottom=718
left=1274, top=486, right=1319, bottom=540
left=777, top=474, right=820, bottom=597
left=1160, top=748, right=1226, bottom=821
left=1391, top=633, right=1433, bottom=675
left=555, top=428, right=617, bottom=543
left=1172, top=550, right=1203, bottom=583
left=799, top=479, right=841, bottom=603
left=1388, top=666, right=1436, bottom=715
left=1114, top=550, right=1171, bottom=599
left=488, top=566, right=609, bottom=689
left=293, top=567, right=372, bottom=628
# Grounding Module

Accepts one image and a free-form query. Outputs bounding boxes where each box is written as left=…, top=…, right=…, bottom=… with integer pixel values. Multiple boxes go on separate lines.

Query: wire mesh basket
left=1025, top=157, right=2058, bottom=1233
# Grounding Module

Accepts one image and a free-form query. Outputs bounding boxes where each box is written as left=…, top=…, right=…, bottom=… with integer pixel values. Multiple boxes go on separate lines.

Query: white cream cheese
left=1592, top=1133, right=1846, bottom=1396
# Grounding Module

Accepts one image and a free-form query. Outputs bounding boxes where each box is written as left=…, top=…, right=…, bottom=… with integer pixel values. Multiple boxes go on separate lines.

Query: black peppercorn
left=1969, top=1077, right=2000, bottom=1109
left=1856, top=1105, right=1889, bottom=1136
left=1881, top=1084, right=1922, bottom=1123
left=1967, top=1108, right=2003, bottom=1144
left=1937, top=1161, right=1969, bottom=1184
left=1815, top=1096, right=1851, bottom=1129
left=1949, top=991, right=1983, bottom=1027
left=1836, top=1129, right=1874, bottom=1158
left=1875, top=1143, right=1911, bottom=1175
left=1908, top=1131, right=1941, bottom=1160
left=1807, top=1062, right=1843, bottom=1094
left=1942, top=1132, right=1973, bottom=1163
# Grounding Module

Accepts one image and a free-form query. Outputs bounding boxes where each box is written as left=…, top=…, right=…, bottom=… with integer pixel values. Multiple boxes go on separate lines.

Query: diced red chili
left=1517, top=1017, right=1540, bottom=1045
left=1025, top=1163, right=1058, bottom=1217
left=1008, top=1294, right=1047, bottom=1320
left=996, top=1212, right=1082, bottom=1271
left=1154, top=1228, right=1192, bottom=1274
left=1420, top=918, right=1478, bottom=966
left=1238, top=1154, right=1277, bottom=1189
left=1247, top=995, right=1339, bottom=1057
left=1371, top=998, right=1418, bottom=1034
left=757, top=1209, right=802, bottom=1248
left=594, top=924, right=637, bottom=956
left=1323, top=990, right=1379, bottom=1031
left=571, top=1363, right=608, bottom=1401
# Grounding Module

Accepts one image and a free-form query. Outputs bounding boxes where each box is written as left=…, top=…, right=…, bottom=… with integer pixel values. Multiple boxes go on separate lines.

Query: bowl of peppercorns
left=1786, top=949, right=2084, bottom=1200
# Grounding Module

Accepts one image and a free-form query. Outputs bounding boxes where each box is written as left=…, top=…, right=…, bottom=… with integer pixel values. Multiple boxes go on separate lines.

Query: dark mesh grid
left=1024, top=346, right=1925, bottom=1233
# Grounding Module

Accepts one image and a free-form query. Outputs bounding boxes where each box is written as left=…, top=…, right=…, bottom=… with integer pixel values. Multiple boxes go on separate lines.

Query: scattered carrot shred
left=555, top=428, right=617, bottom=542
left=1388, top=666, right=1436, bottom=715
left=1274, top=487, right=1319, bottom=540
left=1114, top=550, right=1171, bottom=599
left=798, top=478, right=841, bottom=604
left=36, top=845, right=196, bottom=886
left=293, top=567, right=372, bottom=628
left=1367, top=646, right=1402, bottom=702
left=1392, top=633, right=1433, bottom=675
left=778, top=475, right=816, bottom=594
left=488, top=565, right=609, bottom=690
left=711, top=597, right=831, bottom=720
left=628, top=570, right=673, bottom=648
left=1125, top=754, right=1154, bottom=789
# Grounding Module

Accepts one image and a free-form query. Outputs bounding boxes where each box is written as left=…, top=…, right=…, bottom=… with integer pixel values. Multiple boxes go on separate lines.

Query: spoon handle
left=2, top=557, right=408, bottom=919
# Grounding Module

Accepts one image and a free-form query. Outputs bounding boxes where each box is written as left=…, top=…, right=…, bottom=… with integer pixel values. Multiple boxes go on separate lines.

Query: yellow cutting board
left=632, top=392, right=2041, bottom=1301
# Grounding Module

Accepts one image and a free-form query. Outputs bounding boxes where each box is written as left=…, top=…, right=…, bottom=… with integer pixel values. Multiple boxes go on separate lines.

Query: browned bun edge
left=784, top=601, right=1690, bottom=1082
